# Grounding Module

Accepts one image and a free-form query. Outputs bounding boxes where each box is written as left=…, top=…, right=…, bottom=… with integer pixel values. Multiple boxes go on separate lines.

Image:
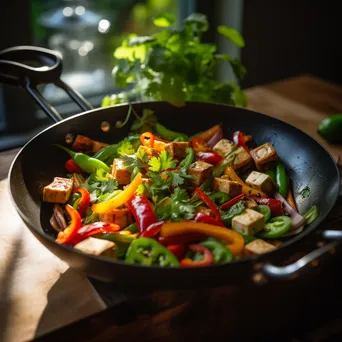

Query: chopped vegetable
left=255, top=205, right=271, bottom=223
left=155, top=123, right=188, bottom=141
left=304, top=205, right=319, bottom=225
left=65, top=159, right=82, bottom=173
left=276, top=163, right=289, bottom=198
left=194, top=187, right=222, bottom=223
left=180, top=244, right=213, bottom=267
left=221, top=200, right=246, bottom=226
left=72, top=187, right=90, bottom=217
left=196, top=151, right=223, bottom=165
left=56, top=205, right=82, bottom=245
left=200, top=237, right=233, bottom=263
left=258, top=216, right=292, bottom=239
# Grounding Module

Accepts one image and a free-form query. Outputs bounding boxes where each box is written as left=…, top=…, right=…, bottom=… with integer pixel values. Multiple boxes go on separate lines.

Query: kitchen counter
left=1, top=74, right=342, bottom=342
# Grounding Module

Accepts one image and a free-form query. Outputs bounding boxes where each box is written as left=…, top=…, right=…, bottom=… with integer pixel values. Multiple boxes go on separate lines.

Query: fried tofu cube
left=249, top=143, right=278, bottom=169
left=243, top=198, right=258, bottom=209
left=232, top=147, right=253, bottom=170
left=213, top=139, right=236, bottom=157
left=112, top=158, right=131, bottom=185
left=72, top=135, right=94, bottom=152
left=43, top=177, right=73, bottom=203
left=213, top=176, right=242, bottom=197
left=244, top=239, right=276, bottom=256
left=99, top=208, right=133, bottom=229
left=232, top=209, right=265, bottom=235
left=245, top=171, right=274, bottom=195
left=74, top=237, right=115, bottom=256
left=164, top=142, right=189, bottom=159
left=188, top=161, right=213, bottom=186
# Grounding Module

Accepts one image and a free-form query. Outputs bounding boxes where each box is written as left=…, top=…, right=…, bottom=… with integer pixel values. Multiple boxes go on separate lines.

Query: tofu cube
left=112, top=158, right=131, bottom=185
left=72, top=135, right=94, bottom=152
left=188, top=161, right=213, bottom=186
left=232, top=209, right=265, bottom=235
left=245, top=171, right=274, bottom=195
left=232, top=147, right=253, bottom=170
left=213, top=176, right=242, bottom=197
left=213, top=139, right=236, bottom=157
left=74, top=237, right=115, bottom=256
left=243, top=198, right=258, bottom=209
left=43, top=177, right=74, bottom=203
left=99, top=208, right=133, bottom=229
left=244, top=239, right=276, bottom=256
left=164, top=142, right=189, bottom=159
left=249, top=143, right=278, bottom=169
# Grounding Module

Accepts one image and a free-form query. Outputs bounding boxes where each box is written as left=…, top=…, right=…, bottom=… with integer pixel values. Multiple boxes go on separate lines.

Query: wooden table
left=1, top=75, right=342, bottom=342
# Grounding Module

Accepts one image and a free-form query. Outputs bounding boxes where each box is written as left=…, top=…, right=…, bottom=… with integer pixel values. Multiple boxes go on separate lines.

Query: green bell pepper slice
left=209, top=192, right=231, bottom=206
left=180, top=148, right=195, bottom=169
left=200, top=237, right=233, bottom=263
left=155, top=123, right=188, bottom=141
left=304, top=205, right=319, bottom=225
left=255, top=205, right=271, bottom=223
left=258, top=216, right=291, bottom=239
left=276, top=163, right=289, bottom=197
left=213, top=152, right=235, bottom=177
left=125, top=237, right=179, bottom=267
left=123, top=222, right=139, bottom=233
left=221, top=201, right=245, bottom=226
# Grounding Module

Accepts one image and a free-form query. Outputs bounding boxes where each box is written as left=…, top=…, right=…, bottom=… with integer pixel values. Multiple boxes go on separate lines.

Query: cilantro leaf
left=81, top=175, right=119, bottom=203
left=148, top=151, right=177, bottom=172
left=120, top=149, right=149, bottom=173
left=143, top=171, right=171, bottom=202
left=117, top=138, right=135, bottom=156
left=136, top=183, right=145, bottom=195
left=131, top=108, right=158, bottom=133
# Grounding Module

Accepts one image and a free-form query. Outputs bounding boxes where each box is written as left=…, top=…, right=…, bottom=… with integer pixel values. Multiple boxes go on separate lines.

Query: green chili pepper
left=276, top=163, right=289, bottom=197
left=180, top=148, right=195, bottom=169
left=255, top=205, right=271, bottom=222
left=93, top=143, right=118, bottom=163
left=123, top=222, right=139, bottom=233
left=213, top=153, right=235, bottom=177
left=241, top=234, right=258, bottom=245
left=125, top=237, right=179, bottom=267
left=173, top=136, right=187, bottom=142
left=304, top=205, right=319, bottom=225
left=200, top=237, right=233, bottom=263
left=209, top=192, right=230, bottom=206
left=95, top=232, right=136, bottom=245
left=55, top=145, right=110, bottom=174
left=155, top=123, right=188, bottom=141
left=199, top=176, right=213, bottom=192
left=264, top=169, right=276, bottom=183
left=258, top=216, right=291, bottom=239
left=221, top=201, right=245, bottom=226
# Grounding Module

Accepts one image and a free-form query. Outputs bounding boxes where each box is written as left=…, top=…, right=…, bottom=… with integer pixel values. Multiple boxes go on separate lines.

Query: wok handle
left=0, top=45, right=93, bottom=122
left=262, top=230, right=342, bottom=279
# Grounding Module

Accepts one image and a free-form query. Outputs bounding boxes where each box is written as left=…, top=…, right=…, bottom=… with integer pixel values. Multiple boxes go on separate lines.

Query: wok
left=1, top=46, right=341, bottom=290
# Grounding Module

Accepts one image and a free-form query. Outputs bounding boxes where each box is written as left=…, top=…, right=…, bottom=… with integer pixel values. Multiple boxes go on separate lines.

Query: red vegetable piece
left=56, top=205, right=82, bottom=245
left=196, top=151, right=223, bottom=165
left=141, top=221, right=164, bottom=238
left=180, top=244, right=213, bottom=267
left=190, top=138, right=212, bottom=152
left=167, top=244, right=187, bottom=260
left=233, top=131, right=249, bottom=151
left=73, top=187, right=90, bottom=217
left=193, top=212, right=225, bottom=227
left=194, top=187, right=223, bottom=223
left=65, top=159, right=82, bottom=173
left=220, top=194, right=245, bottom=210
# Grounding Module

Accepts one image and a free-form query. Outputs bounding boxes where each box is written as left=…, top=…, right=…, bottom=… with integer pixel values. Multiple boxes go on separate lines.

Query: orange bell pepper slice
left=160, top=222, right=244, bottom=256
left=91, top=173, right=143, bottom=214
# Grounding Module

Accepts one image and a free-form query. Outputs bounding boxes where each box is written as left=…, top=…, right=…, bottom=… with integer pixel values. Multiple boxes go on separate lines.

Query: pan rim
left=8, top=101, right=341, bottom=271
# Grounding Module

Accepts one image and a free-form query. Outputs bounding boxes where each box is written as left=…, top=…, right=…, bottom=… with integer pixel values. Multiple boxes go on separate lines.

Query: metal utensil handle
left=263, top=230, right=342, bottom=279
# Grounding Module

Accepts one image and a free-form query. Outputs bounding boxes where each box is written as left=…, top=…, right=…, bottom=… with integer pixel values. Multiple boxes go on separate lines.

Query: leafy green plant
left=102, top=12, right=247, bottom=108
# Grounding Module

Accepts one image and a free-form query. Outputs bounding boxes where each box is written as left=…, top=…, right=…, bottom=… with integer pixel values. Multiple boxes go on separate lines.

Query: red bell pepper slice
left=220, top=194, right=245, bottom=210
left=180, top=244, right=213, bottom=267
left=72, top=221, right=120, bottom=244
left=196, top=151, right=223, bottom=165
left=233, top=131, right=248, bottom=151
left=193, top=212, right=225, bottom=227
left=257, top=198, right=284, bottom=217
left=141, top=221, right=164, bottom=238
left=194, top=187, right=223, bottom=223
left=190, top=138, right=212, bottom=152
left=56, top=205, right=82, bottom=245
left=73, top=187, right=90, bottom=217
left=126, top=194, right=158, bottom=233
left=167, top=244, right=187, bottom=260
left=65, top=159, right=82, bottom=173
left=140, top=132, right=155, bottom=148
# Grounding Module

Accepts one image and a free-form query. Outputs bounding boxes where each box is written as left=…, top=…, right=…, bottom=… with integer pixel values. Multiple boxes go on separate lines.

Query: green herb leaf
left=117, top=138, right=135, bottom=156
left=153, top=13, right=175, bottom=27
left=148, top=151, right=177, bottom=172
left=81, top=175, right=119, bottom=203
left=131, top=108, right=158, bottom=133
left=217, top=25, right=245, bottom=47
left=184, top=13, right=209, bottom=32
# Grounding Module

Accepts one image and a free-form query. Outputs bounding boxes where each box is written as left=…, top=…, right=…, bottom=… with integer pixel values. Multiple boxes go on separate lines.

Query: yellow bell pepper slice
left=224, top=167, right=267, bottom=197
left=92, top=172, right=143, bottom=214
left=160, top=222, right=244, bottom=256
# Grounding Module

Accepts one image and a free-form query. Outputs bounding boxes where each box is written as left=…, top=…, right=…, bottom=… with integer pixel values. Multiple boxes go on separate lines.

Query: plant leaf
left=230, top=58, right=247, bottom=80
left=217, top=25, right=245, bottom=47
left=153, top=13, right=175, bottom=27
left=184, top=13, right=208, bottom=32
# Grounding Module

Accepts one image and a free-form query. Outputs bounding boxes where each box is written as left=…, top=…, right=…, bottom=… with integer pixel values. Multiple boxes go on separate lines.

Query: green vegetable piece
left=318, top=114, right=342, bottom=143
left=304, top=205, right=319, bottom=225
left=200, top=237, right=233, bottom=263
left=179, top=148, right=195, bottom=170
left=255, top=205, right=271, bottom=223
left=55, top=144, right=110, bottom=174
left=258, top=216, right=291, bottom=239
left=217, top=25, right=245, bottom=47
left=68, top=192, right=81, bottom=207
left=209, top=192, right=230, bottom=206
left=95, top=232, right=136, bottom=245
left=125, top=237, right=179, bottom=267
left=213, top=153, right=235, bottom=177
left=155, top=123, right=188, bottom=141
left=221, top=201, right=245, bottom=226
left=123, top=222, right=139, bottom=233
left=153, top=13, right=175, bottom=27
left=241, top=234, right=258, bottom=245
left=276, top=163, right=289, bottom=198
left=198, top=176, right=213, bottom=192
left=264, top=169, right=276, bottom=183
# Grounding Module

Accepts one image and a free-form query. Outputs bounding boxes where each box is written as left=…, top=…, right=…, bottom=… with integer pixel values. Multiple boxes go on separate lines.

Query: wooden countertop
left=1, top=74, right=342, bottom=342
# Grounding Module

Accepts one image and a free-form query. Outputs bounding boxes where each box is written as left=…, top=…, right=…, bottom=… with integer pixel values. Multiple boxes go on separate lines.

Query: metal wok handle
left=261, top=230, right=342, bottom=280
left=0, top=45, right=93, bottom=122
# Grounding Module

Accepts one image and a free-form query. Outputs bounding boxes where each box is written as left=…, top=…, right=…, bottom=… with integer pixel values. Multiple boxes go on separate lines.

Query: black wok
left=1, top=46, right=341, bottom=290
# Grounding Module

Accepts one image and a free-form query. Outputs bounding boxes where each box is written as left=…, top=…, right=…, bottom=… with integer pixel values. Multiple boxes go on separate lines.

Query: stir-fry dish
left=43, top=108, right=319, bottom=267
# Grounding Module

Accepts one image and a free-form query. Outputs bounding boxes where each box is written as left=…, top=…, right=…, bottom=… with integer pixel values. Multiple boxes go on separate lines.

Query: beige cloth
left=0, top=179, right=107, bottom=342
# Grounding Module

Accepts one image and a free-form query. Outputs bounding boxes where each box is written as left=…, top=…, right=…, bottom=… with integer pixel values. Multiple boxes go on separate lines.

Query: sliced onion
left=49, top=215, right=61, bottom=232
left=53, top=204, right=67, bottom=231
left=73, top=173, right=86, bottom=188
left=274, top=192, right=305, bottom=229
left=207, top=128, right=223, bottom=148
